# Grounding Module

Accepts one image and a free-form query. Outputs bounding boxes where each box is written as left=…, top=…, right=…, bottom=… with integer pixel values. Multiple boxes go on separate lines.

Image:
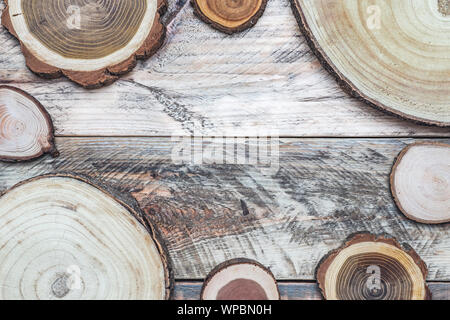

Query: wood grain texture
left=316, top=233, right=430, bottom=300
left=1, top=0, right=449, bottom=137
left=0, top=174, right=172, bottom=299
left=391, top=142, right=450, bottom=224
left=0, top=137, right=449, bottom=281
left=192, top=0, right=268, bottom=34
left=291, top=0, right=450, bottom=126
left=174, top=281, right=450, bottom=300
left=0, top=85, right=58, bottom=161
left=2, top=0, right=167, bottom=88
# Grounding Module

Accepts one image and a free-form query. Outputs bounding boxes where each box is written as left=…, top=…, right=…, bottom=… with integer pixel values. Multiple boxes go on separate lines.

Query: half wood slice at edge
left=290, top=0, right=450, bottom=127
left=0, top=174, right=173, bottom=300
left=1, top=0, right=167, bottom=88
left=391, top=142, right=450, bottom=224
left=0, top=85, right=58, bottom=162
left=192, top=0, right=268, bottom=34
left=201, top=258, right=280, bottom=300
left=316, top=233, right=430, bottom=300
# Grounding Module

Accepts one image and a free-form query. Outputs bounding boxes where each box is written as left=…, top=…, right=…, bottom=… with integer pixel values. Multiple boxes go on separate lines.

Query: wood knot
left=438, top=0, right=449, bottom=15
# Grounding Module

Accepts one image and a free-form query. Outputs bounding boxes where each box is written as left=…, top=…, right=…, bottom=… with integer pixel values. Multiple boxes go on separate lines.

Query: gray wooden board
left=0, top=137, right=449, bottom=281
left=0, top=0, right=449, bottom=137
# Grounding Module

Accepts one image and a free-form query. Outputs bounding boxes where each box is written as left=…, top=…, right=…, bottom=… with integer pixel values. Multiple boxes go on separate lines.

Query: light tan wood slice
left=391, top=142, right=450, bottom=224
left=0, top=174, right=172, bottom=300
left=291, top=0, right=450, bottom=126
left=201, top=258, right=280, bottom=300
left=316, top=233, right=430, bottom=300
left=192, top=0, right=268, bottom=34
left=2, top=0, right=167, bottom=88
left=0, top=85, right=57, bottom=162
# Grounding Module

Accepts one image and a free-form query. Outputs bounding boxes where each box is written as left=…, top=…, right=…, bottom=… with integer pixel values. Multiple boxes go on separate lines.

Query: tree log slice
left=201, top=258, right=280, bottom=300
left=1, top=0, right=167, bottom=88
left=391, top=142, right=450, bottom=224
left=192, top=0, right=268, bottom=34
left=0, top=85, right=57, bottom=162
left=290, top=0, right=450, bottom=126
left=0, top=174, right=172, bottom=300
left=316, top=233, right=430, bottom=300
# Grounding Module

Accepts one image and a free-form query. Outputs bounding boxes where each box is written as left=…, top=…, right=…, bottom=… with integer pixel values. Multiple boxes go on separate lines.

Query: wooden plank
left=173, top=281, right=450, bottom=300
left=0, top=137, right=449, bottom=280
left=0, top=1, right=448, bottom=137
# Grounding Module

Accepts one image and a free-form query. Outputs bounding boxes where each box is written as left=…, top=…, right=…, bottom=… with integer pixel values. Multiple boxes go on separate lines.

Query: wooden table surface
left=0, top=0, right=449, bottom=299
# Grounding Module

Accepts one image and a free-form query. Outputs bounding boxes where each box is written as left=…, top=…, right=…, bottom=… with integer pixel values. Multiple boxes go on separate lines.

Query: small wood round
left=201, top=258, right=280, bottom=300
left=391, top=142, right=450, bottom=224
left=2, top=0, right=167, bottom=88
left=0, top=174, right=172, bottom=300
left=316, top=233, right=430, bottom=300
left=0, top=85, right=58, bottom=162
left=291, top=0, right=450, bottom=126
left=192, top=0, right=268, bottom=34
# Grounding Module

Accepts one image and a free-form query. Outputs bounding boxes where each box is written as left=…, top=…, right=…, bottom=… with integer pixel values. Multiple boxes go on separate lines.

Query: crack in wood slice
left=290, top=0, right=450, bottom=127
left=316, top=233, right=430, bottom=300
left=1, top=0, right=167, bottom=88
left=201, top=258, right=280, bottom=300
left=192, top=0, right=268, bottom=34
left=0, top=174, right=173, bottom=300
left=391, top=142, right=450, bottom=224
left=0, top=85, right=58, bottom=162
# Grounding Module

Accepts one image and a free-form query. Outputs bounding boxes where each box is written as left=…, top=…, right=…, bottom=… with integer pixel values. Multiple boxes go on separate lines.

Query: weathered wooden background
left=0, top=0, right=449, bottom=299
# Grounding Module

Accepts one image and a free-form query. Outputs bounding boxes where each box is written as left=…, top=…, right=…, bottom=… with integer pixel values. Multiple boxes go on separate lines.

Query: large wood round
left=391, top=142, right=450, bottom=224
left=201, top=258, right=280, bottom=300
left=192, top=0, right=268, bottom=34
left=0, top=175, right=172, bottom=300
left=2, top=0, right=167, bottom=88
left=291, top=0, right=450, bottom=126
left=316, top=233, right=430, bottom=300
left=0, top=85, right=58, bottom=162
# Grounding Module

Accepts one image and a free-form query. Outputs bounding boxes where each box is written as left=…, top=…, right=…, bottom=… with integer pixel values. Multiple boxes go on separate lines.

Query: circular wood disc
left=0, top=85, right=58, bottom=162
left=201, top=258, right=280, bottom=300
left=192, top=0, right=268, bottom=34
left=0, top=174, right=172, bottom=299
left=2, top=0, right=167, bottom=88
left=391, top=142, right=450, bottom=224
left=316, top=233, right=430, bottom=300
left=291, top=0, right=450, bottom=126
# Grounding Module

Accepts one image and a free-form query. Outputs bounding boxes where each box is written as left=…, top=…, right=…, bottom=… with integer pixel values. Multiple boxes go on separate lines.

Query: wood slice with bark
left=0, top=174, right=172, bottom=300
left=316, top=233, right=430, bottom=300
left=201, top=258, right=280, bottom=300
left=0, top=85, right=57, bottom=162
left=290, top=0, right=450, bottom=126
left=391, top=142, right=450, bottom=224
left=1, top=0, right=167, bottom=88
left=192, top=0, right=268, bottom=34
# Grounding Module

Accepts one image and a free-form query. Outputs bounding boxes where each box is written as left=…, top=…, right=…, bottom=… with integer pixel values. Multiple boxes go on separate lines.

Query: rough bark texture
left=2, top=0, right=167, bottom=88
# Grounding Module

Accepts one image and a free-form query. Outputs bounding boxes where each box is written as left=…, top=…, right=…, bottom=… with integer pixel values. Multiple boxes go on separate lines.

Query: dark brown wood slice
left=201, top=258, right=280, bottom=300
left=391, top=142, right=450, bottom=224
left=0, top=85, right=58, bottom=162
left=0, top=174, right=173, bottom=300
left=290, top=0, right=450, bottom=126
left=316, top=233, right=430, bottom=300
left=2, top=0, right=167, bottom=88
left=192, top=0, right=268, bottom=34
